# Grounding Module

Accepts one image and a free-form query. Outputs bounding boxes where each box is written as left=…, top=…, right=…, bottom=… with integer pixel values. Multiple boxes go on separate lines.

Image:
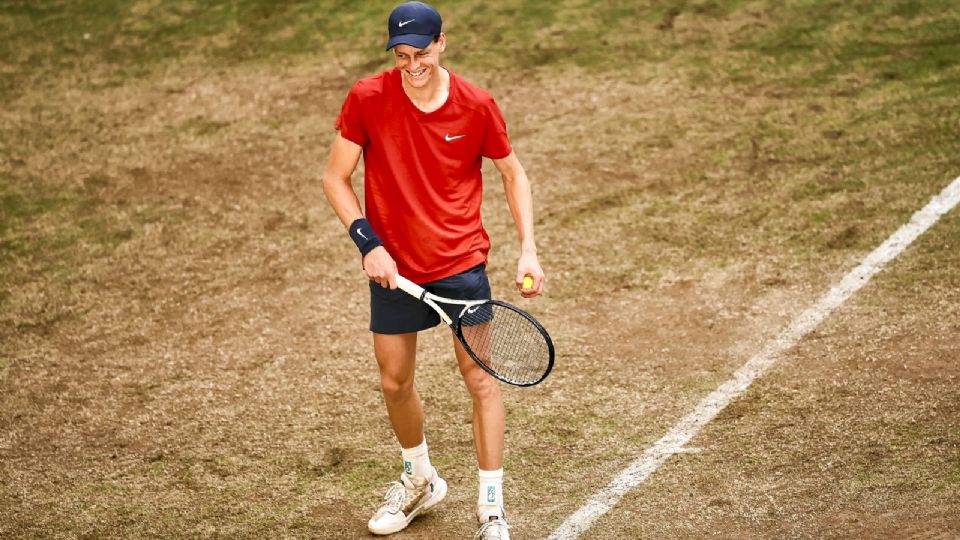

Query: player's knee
left=463, top=373, right=500, bottom=402
left=379, top=373, right=414, bottom=403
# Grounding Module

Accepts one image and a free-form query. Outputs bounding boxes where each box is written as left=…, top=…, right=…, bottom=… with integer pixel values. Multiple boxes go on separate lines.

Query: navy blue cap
left=385, top=2, right=442, bottom=51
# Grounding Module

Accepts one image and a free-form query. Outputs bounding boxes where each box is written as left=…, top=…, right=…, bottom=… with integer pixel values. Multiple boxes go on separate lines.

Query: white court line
left=548, top=175, right=960, bottom=540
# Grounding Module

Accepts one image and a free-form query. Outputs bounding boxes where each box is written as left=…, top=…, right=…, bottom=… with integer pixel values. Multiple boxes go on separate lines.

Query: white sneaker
left=367, top=468, right=447, bottom=535
left=474, top=516, right=511, bottom=540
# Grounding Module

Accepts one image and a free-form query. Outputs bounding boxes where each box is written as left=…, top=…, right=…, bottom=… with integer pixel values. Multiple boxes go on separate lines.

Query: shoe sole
left=368, top=476, right=448, bottom=535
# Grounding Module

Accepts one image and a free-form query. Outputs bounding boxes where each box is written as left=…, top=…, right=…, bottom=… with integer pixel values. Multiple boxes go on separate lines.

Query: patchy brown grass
left=2, top=1, right=959, bottom=538
left=605, top=218, right=960, bottom=539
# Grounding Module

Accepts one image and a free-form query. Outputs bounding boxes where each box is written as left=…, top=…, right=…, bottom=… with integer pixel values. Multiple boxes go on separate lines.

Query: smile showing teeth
left=408, top=68, right=427, bottom=78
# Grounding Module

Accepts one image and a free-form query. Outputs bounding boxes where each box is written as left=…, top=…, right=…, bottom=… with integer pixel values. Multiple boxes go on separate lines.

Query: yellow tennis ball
left=522, top=276, right=534, bottom=289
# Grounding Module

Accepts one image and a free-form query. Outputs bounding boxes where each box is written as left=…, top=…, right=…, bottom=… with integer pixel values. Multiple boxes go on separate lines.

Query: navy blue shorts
left=369, top=264, right=492, bottom=334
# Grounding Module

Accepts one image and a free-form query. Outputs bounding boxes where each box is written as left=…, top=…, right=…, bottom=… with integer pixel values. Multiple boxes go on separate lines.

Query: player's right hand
left=363, top=246, right=398, bottom=289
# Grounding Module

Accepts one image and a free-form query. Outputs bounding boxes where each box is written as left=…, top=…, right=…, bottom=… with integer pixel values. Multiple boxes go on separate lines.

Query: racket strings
left=459, top=303, right=551, bottom=385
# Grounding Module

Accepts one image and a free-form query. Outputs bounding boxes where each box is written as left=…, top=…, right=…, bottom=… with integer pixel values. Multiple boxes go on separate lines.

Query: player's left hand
left=516, top=252, right=545, bottom=298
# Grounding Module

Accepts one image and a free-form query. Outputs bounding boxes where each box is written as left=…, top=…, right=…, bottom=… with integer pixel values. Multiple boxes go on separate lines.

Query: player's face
left=393, top=34, right=445, bottom=89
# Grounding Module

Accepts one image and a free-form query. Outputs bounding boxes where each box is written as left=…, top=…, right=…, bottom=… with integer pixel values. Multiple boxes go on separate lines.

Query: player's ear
left=437, top=32, right=446, bottom=53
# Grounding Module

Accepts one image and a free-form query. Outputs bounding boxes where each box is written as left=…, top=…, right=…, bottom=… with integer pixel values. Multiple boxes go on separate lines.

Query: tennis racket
left=395, top=275, right=554, bottom=387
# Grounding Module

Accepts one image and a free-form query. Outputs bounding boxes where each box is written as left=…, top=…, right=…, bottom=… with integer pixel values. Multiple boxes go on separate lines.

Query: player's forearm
left=501, top=166, right=537, bottom=255
left=509, top=192, right=537, bottom=255
left=322, top=173, right=364, bottom=230
left=322, top=134, right=365, bottom=230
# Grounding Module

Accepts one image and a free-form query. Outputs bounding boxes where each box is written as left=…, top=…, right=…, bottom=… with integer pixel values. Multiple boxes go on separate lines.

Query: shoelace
left=474, top=518, right=510, bottom=539
left=380, top=481, right=407, bottom=514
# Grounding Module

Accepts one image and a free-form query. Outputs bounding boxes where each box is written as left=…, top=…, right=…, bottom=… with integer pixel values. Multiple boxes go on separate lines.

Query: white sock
left=400, top=439, right=432, bottom=478
left=477, top=467, right=504, bottom=521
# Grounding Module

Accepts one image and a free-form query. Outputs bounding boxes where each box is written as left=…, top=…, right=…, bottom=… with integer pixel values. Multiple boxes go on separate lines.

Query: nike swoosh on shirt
left=445, top=134, right=466, bottom=142
left=398, top=19, right=415, bottom=27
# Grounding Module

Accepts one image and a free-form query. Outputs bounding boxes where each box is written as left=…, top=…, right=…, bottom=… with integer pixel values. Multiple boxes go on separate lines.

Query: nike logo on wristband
left=356, top=228, right=368, bottom=240
left=445, top=134, right=465, bottom=142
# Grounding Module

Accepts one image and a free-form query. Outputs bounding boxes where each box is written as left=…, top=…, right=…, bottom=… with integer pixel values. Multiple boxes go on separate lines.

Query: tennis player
left=321, top=2, right=544, bottom=538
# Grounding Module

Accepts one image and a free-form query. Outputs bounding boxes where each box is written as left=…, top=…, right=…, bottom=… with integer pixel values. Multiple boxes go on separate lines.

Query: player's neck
left=402, top=67, right=450, bottom=113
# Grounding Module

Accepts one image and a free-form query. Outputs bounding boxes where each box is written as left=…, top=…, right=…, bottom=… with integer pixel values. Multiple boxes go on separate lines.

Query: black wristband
left=348, top=218, right=383, bottom=257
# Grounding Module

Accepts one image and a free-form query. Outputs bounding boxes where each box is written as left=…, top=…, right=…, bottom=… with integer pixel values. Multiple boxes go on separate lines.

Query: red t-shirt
left=334, top=67, right=513, bottom=283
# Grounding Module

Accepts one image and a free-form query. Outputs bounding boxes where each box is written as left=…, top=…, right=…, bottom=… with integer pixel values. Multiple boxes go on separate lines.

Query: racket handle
left=396, top=275, right=426, bottom=300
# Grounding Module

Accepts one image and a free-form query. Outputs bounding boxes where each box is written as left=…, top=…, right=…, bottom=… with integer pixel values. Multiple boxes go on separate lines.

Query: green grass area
left=0, top=1, right=386, bottom=99
left=22, top=0, right=960, bottom=97
left=0, top=179, right=163, bottom=337
left=0, top=189, right=134, bottom=254
left=739, top=1, right=960, bottom=85
left=0, top=187, right=123, bottom=281
left=0, top=191, right=69, bottom=237
left=4, top=0, right=958, bottom=81
left=7, top=0, right=652, bottom=99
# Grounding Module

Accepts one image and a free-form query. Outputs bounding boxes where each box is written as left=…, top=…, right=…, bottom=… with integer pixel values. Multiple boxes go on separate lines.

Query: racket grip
left=396, top=275, right=426, bottom=300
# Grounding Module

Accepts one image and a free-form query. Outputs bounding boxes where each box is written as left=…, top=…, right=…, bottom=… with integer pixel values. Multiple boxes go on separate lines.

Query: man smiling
left=322, top=2, right=545, bottom=538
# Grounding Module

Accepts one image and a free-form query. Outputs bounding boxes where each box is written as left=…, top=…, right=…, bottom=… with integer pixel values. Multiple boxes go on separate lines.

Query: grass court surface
left=2, top=1, right=959, bottom=538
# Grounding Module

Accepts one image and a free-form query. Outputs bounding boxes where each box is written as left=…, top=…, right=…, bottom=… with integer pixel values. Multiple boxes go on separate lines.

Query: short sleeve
left=481, top=97, right=512, bottom=160
left=333, top=83, right=370, bottom=147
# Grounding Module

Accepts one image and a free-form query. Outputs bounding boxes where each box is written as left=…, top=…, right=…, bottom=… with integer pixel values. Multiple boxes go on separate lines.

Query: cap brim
left=385, top=33, right=434, bottom=51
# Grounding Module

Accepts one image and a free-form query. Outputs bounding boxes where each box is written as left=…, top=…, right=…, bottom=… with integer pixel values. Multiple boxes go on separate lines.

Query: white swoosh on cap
left=398, top=19, right=415, bottom=27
